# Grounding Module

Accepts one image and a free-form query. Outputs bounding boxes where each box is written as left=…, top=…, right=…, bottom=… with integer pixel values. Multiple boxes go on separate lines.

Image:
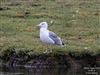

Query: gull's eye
left=42, top=23, right=44, bottom=25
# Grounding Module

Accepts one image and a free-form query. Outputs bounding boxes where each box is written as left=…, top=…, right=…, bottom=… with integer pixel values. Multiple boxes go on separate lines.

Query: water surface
left=0, top=65, right=86, bottom=75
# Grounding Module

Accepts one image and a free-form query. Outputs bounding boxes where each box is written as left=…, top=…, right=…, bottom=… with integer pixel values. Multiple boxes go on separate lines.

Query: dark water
left=0, top=65, right=85, bottom=75
left=0, top=65, right=99, bottom=75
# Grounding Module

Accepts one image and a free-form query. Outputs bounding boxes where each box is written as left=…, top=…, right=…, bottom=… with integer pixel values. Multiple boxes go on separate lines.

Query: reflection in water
left=0, top=65, right=83, bottom=75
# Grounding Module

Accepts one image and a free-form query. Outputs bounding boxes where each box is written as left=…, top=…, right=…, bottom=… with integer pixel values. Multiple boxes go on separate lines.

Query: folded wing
left=49, top=31, right=64, bottom=47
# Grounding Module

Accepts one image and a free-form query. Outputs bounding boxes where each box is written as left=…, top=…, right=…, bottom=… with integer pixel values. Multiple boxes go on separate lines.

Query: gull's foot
left=43, top=50, right=48, bottom=54
left=43, top=50, right=52, bottom=54
left=50, top=49, right=52, bottom=53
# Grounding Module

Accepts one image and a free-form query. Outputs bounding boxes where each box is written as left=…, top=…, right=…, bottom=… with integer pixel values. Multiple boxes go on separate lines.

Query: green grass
left=0, top=0, right=100, bottom=56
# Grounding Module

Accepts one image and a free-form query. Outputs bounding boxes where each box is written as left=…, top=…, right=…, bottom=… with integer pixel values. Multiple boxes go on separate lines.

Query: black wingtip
left=61, top=41, right=64, bottom=47
left=62, top=42, right=64, bottom=45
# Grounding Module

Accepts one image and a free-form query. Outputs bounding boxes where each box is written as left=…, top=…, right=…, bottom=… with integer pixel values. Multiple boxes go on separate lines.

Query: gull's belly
left=40, top=32, right=54, bottom=44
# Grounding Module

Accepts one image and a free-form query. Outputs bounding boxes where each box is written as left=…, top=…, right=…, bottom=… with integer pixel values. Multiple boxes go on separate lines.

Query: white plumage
left=37, top=22, right=64, bottom=53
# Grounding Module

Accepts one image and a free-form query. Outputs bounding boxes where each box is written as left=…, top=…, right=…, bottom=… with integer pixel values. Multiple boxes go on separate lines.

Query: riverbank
left=0, top=50, right=99, bottom=69
left=0, top=1, right=100, bottom=73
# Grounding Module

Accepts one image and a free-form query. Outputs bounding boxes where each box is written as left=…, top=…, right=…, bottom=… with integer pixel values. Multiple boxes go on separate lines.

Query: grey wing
left=49, top=31, right=63, bottom=45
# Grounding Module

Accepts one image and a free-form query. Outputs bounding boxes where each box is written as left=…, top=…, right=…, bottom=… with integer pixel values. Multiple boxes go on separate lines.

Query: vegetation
left=0, top=0, right=100, bottom=57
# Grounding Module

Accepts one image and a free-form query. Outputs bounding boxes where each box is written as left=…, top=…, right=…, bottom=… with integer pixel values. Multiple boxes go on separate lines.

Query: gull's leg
left=47, top=45, right=50, bottom=53
left=43, top=44, right=53, bottom=53
left=47, top=44, right=52, bottom=53
left=43, top=44, right=49, bottom=53
left=43, top=48, right=47, bottom=54
left=49, top=44, right=53, bottom=53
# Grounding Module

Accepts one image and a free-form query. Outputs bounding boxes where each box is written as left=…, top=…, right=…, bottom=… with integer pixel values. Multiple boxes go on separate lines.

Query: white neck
left=40, top=27, right=48, bottom=37
left=40, top=27, right=47, bottom=32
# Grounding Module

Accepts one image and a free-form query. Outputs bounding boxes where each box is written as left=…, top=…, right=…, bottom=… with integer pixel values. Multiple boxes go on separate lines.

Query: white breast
left=40, top=28, right=54, bottom=44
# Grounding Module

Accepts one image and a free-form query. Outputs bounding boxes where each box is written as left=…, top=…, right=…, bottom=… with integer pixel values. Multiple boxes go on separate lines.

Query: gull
left=37, top=22, right=64, bottom=53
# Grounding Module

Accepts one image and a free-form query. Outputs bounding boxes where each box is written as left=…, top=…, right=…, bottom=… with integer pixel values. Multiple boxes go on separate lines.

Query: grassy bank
left=0, top=0, right=100, bottom=57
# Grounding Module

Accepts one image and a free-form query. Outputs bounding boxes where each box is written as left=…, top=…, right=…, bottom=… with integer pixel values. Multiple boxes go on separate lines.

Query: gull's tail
left=58, top=37, right=64, bottom=47
left=61, top=41, right=64, bottom=47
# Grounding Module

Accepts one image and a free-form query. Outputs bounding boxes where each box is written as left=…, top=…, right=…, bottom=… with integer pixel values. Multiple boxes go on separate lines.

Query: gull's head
left=37, top=22, right=48, bottom=29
